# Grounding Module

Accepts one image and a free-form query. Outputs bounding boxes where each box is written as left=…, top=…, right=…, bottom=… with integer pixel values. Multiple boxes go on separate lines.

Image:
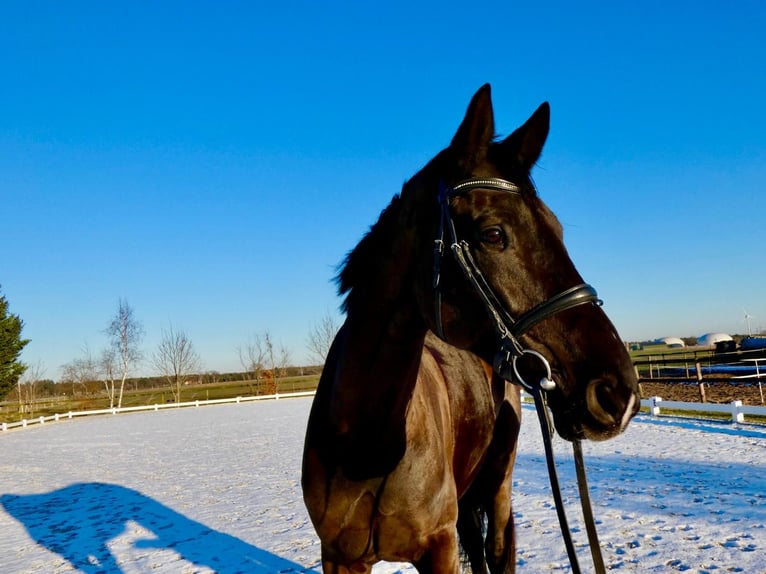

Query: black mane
left=337, top=193, right=403, bottom=312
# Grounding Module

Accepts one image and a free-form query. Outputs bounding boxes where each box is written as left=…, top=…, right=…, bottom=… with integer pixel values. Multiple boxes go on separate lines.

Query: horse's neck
left=332, top=303, right=426, bottom=421
left=326, top=238, right=427, bottom=478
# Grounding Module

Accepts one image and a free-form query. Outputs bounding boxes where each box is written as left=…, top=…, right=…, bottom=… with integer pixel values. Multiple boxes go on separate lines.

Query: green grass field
left=1, top=375, right=321, bottom=424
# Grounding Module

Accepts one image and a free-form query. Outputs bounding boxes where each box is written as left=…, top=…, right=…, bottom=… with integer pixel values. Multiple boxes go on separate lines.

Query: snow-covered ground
left=1, top=396, right=764, bottom=573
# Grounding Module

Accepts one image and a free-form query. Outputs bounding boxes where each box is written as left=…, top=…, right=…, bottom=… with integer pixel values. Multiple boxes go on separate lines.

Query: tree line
left=1, top=289, right=340, bottom=414
left=0, top=287, right=29, bottom=404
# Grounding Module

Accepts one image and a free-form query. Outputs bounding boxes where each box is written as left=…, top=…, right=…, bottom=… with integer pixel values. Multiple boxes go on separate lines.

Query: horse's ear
left=450, top=84, right=495, bottom=171
left=497, top=102, right=550, bottom=171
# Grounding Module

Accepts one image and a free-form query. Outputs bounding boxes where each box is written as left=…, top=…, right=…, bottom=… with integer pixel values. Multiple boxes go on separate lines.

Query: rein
left=433, top=177, right=607, bottom=574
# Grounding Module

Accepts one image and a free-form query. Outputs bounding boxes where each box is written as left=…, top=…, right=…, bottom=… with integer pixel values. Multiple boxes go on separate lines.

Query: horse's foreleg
left=321, top=548, right=372, bottom=574
left=456, top=498, right=487, bottom=574
left=413, top=529, right=461, bottom=574
left=485, top=395, right=521, bottom=574
left=485, top=486, right=516, bottom=574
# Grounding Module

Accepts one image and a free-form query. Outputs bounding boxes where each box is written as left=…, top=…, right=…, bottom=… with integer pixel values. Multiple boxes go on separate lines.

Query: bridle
left=433, top=176, right=601, bottom=379
left=432, top=176, right=607, bottom=574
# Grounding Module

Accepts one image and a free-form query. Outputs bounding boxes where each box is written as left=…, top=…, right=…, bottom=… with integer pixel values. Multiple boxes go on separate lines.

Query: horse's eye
left=480, top=227, right=504, bottom=245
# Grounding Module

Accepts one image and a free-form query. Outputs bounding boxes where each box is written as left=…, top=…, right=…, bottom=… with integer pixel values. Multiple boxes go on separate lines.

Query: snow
left=1, top=397, right=764, bottom=573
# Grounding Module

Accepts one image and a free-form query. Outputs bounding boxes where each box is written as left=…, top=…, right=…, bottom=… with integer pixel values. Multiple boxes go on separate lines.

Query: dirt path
left=640, top=380, right=765, bottom=406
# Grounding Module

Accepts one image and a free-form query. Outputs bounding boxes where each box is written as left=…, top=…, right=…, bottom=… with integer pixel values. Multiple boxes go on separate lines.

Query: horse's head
left=405, top=84, right=640, bottom=441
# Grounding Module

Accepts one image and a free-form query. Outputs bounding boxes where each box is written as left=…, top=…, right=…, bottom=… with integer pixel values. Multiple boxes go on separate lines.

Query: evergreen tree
left=0, top=287, right=29, bottom=400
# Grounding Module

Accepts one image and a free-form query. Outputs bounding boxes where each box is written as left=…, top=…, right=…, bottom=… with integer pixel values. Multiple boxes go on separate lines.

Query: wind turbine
left=743, top=308, right=754, bottom=337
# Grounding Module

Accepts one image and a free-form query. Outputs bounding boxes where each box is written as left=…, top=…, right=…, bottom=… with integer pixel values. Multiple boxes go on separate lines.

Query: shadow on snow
left=1, top=482, right=315, bottom=573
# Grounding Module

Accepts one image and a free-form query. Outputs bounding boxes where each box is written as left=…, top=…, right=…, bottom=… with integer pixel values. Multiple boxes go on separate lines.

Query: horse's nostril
left=586, top=378, right=622, bottom=427
left=583, top=378, right=640, bottom=440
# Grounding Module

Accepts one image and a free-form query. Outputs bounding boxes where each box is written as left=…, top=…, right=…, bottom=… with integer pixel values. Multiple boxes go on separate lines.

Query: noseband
left=432, top=176, right=601, bottom=390
left=432, top=176, right=607, bottom=574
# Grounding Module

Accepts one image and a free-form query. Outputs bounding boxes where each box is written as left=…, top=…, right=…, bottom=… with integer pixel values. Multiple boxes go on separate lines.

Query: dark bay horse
left=302, top=84, right=640, bottom=574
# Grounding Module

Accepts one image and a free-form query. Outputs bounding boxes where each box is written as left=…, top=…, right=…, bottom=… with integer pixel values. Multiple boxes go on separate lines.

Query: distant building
left=658, top=337, right=685, bottom=348
left=697, top=332, right=733, bottom=348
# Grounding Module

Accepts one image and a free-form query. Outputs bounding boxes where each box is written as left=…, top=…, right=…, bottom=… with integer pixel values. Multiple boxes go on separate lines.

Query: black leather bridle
left=433, top=176, right=601, bottom=390
left=432, top=176, right=607, bottom=574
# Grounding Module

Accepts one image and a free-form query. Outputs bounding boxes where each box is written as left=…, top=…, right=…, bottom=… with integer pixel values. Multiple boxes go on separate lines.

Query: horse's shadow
left=1, top=482, right=314, bottom=573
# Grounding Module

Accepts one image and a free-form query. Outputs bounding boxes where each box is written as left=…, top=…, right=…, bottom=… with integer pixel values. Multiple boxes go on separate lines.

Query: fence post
left=730, top=400, right=744, bottom=423
left=2, top=422, right=6, bottom=431
left=649, top=396, right=662, bottom=416
left=695, top=362, right=706, bottom=403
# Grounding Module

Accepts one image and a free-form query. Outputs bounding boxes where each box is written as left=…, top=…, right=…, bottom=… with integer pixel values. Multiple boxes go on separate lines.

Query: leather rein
left=432, top=177, right=606, bottom=574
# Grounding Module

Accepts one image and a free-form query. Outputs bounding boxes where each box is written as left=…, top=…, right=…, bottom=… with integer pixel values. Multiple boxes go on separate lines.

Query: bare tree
left=60, top=347, right=100, bottom=399
left=105, top=299, right=144, bottom=408
left=17, top=360, right=46, bottom=415
left=306, top=311, right=340, bottom=365
left=238, top=331, right=291, bottom=394
left=264, top=331, right=292, bottom=393
left=100, top=348, right=118, bottom=408
left=152, top=324, right=201, bottom=403
left=237, top=334, right=267, bottom=395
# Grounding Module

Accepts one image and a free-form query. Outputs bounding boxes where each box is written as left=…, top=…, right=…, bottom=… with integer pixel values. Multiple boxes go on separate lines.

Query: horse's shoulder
left=423, top=332, right=492, bottom=380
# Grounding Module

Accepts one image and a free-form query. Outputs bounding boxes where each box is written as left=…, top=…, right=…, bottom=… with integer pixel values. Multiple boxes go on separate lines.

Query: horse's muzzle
left=543, top=373, right=640, bottom=442
left=581, top=376, right=640, bottom=441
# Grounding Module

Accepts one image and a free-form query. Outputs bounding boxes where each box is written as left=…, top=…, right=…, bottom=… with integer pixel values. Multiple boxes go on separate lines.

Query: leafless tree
left=100, top=348, right=118, bottom=408
left=152, top=324, right=201, bottom=403
left=17, top=360, right=45, bottom=415
left=60, top=347, right=100, bottom=399
left=105, top=299, right=144, bottom=408
left=237, top=334, right=267, bottom=395
left=238, top=331, right=291, bottom=394
left=306, top=311, right=340, bottom=365
left=264, top=331, right=292, bottom=393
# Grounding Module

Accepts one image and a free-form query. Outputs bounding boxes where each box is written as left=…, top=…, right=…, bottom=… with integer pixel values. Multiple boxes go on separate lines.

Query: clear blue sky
left=2, top=1, right=764, bottom=378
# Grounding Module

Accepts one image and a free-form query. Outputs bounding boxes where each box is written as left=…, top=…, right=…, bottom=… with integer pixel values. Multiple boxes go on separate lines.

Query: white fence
left=4, top=391, right=765, bottom=433
left=641, top=396, right=766, bottom=423
left=516, top=392, right=765, bottom=425
left=1, top=391, right=316, bottom=432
